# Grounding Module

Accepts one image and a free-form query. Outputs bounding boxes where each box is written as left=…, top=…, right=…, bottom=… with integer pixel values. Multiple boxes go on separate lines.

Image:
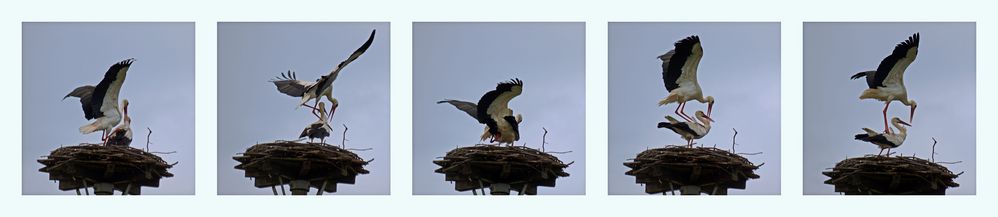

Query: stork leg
left=675, top=102, right=694, bottom=122
left=886, top=148, right=892, bottom=157
left=312, top=100, right=321, bottom=118
left=882, top=102, right=891, bottom=133
left=878, top=148, right=884, bottom=157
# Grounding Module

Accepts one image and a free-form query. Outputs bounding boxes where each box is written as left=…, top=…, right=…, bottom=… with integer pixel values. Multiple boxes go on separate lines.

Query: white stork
left=271, top=29, right=376, bottom=119
left=850, top=33, right=919, bottom=133
left=438, top=78, right=524, bottom=146
left=107, top=99, right=132, bottom=147
left=657, top=110, right=714, bottom=147
left=658, top=35, right=715, bottom=123
left=63, top=58, right=135, bottom=145
left=854, top=117, right=911, bottom=157
left=299, top=101, right=334, bottom=144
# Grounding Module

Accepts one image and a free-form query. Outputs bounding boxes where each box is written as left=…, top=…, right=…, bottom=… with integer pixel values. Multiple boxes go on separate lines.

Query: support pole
left=93, top=183, right=114, bottom=195
left=289, top=180, right=310, bottom=195
left=680, top=185, right=700, bottom=195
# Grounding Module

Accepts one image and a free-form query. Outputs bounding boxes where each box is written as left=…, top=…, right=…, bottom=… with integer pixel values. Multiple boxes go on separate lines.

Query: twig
left=737, top=152, right=763, bottom=155
left=546, top=150, right=573, bottom=154
left=731, top=128, right=738, bottom=153
left=341, top=124, right=349, bottom=149
left=151, top=151, right=177, bottom=154
left=146, top=127, right=153, bottom=152
left=347, top=148, right=373, bottom=151
left=931, top=137, right=938, bottom=163
left=542, top=127, right=548, bottom=152
left=937, top=161, right=963, bottom=164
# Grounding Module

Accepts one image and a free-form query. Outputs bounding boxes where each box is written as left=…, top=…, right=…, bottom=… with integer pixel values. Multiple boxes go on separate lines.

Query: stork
left=850, top=33, right=919, bottom=133
left=657, top=110, right=714, bottom=147
left=107, top=99, right=132, bottom=147
left=854, top=117, right=911, bottom=157
left=300, top=102, right=334, bottom=144
left=658, top=35, right=715, bottom=123
left=438, top=78, right=524, bottom=146
left=271, top=29, right=376, bottom=119
left=63, top=58, right=135, bottom=145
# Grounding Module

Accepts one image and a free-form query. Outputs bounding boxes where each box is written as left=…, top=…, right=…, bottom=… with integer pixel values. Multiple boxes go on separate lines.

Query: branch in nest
left=347, top=148, right=373, bottom=151
left=365, top=158, right=375, bottom=163
left=731, top=128, right=738, bottom=153
left=146, top=127, right=153, bottom=152
left=931, top=137, right=938, bottom=163
left=542, top=127, right=549, bottom=152
left=936, top=161, right=963, bottom=165
left=341, top=124, right=349, bottom=149
left=546, top=150, right=573, bottom=154
left=151, top=151, right=177, bottom=154
left=737, top=152, right=763, bottom=155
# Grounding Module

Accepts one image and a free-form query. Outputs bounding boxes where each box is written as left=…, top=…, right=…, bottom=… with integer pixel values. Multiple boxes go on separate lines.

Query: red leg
left=675, top=102, right=693, bottom=122
left=679, top=102, right=695, bottom=123
left=882, top=102, right=891, bottom=133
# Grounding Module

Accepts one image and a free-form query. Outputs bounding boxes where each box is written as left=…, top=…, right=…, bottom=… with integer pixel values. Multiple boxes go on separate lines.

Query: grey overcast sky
left=412, top=22, right=586, bottom=195
left=803, top=23, right=975, bottom=195
left=608, top=22, right=782, bottom=195
left=217, top=22, right=390, bottom=195
left=22, top=22, right=195, bottom=195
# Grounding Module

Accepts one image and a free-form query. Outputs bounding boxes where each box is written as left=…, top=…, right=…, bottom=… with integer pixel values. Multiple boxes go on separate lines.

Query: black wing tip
left=657, top=122, right=669, bottom=128
left=850, top=72, right=867, bottom=80
left=676, top=35, right=700, bottom=45
left=116, top=58, right=136, bottom=66
left=497, top=78, right=524, bottom=86
left=899, top=32, right=920, bottom=48
left=854, top=134, right=868, bottom=140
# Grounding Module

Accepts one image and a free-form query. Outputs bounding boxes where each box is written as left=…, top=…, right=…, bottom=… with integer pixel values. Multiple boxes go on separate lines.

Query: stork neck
left=892, top=121, right=908, bottom=134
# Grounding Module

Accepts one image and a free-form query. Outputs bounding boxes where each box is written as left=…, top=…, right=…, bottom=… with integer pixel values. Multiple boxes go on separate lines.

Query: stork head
left=891, top=117, right=911, bottom=127
left=695, top=110, right=714, bottom=123
left=515, top=113, right=523, bottom=124
left=122, top=99, right=130, bottom=116
left=704, top=96, right=715, bottom=117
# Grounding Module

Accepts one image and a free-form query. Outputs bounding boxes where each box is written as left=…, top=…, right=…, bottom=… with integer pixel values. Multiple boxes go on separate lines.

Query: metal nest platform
left=433, top=145, right=571, bottom=195
left=37, top=143, right=175, bottom=195
left=233, top=141, right=369, bottom=195
left=624, top=146, right=760, bottom=195
left=823, top=155, right=960, bottom=195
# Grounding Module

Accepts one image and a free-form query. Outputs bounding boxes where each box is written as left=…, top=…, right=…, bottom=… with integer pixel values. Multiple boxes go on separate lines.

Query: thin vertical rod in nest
left=478, top=179, right=485, bottom=196
left=731, top=128, right=739, bottom=153
left=542, top=127, right=548, bottom=152
left=73, top=177, right=81, bottom=195
left=519, top=184, right=528, bottom=195
left=341, top=124, right=349, bottom=148
left=931, top=137, right=938, bottom=163
left=82, top=179, right=90, bottom=195
left=271, top=186, right=278, bottom=195
left=122, top=183, right=133, bottom=195
left=146, top=127, right=153, bottom=152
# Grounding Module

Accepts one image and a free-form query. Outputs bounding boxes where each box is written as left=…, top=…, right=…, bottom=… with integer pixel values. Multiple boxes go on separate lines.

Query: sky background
left=217, top=23, right=390, bottom=195
left=21, top=22, right=195, bottom=195
left=607, top=23, right=782, bottom=195
left=803, top=22, right=976, bottom=195
left=412, top=22, right=586, bottom=195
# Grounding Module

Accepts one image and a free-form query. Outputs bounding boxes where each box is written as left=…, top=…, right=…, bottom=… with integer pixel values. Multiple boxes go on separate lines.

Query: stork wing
left=270, top=70, right=315, bottom=97
left=64, top=85, right=96, bottom=119
left=876, top=33, right=919, bottom=87
left=89, top=58, right=134, bottom=120
left=321, top=29, right=377, bottom=87
left=437, top=99, right=479, bottom=121
left=479, top=78, right=524, bottom=123
left=660, top=35, right=702, bottom=92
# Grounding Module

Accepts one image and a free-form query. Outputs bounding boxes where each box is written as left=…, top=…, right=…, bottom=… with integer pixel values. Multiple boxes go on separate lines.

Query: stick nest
left=822, top=155, right=960, bottom=195
left=623, top=146, right=761, bottom=195
left=433, top=145, right=571, bottom=195
left=233, top=141, right=369, bottom=194
left=37, top=143, right=174, bottom=194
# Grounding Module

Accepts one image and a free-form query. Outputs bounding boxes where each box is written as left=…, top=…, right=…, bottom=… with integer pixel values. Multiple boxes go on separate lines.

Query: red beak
left=909, top=105, right=916, bottom=123
left=707, top=102, right=714, bottom=118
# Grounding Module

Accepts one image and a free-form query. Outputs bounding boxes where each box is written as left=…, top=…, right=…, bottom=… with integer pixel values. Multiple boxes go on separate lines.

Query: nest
left=823, top=155, right=960, bottom=195
left=624, top=146, right=760, bottom=195
left=37, top=143, right=175, bottom=195
left=233, top=141, right=369, bottom=194
left=433, top=145, right=571, bottom=195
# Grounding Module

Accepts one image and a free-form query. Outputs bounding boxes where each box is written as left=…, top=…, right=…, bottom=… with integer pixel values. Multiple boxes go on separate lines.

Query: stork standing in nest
left=271, top=30, right=376, bottom=119
left=658, top=110, right=714, bottom=147
left=854, top=117, right=911, bottom=157
left=658, top=35, right=715, bottom=123
left=300, top=101, right=334, bottom=144
left=850, top=33, right=919, bottom=133
left=107, top=99, right=132, bottom=147
left=63, top=58, right=135, bottom=145
left=438, top=78, right=524, bottom=146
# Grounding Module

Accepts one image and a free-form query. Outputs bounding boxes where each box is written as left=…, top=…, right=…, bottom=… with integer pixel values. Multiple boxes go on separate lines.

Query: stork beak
left=909, top=105, right=916, bottom=123
left=899, top=120, right=912, bottom=127
left=707, top=101, right=714, bottom=118
left=704, top=115, right=715, bottom=123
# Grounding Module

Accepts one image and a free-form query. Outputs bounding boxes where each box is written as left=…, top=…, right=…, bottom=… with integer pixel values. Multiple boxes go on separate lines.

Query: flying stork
left=107, top=99, right=132, bottom=147
left=657, top=110, right=714, bottom=147
left=63, top=58, right=135, bottom=145
left=438, top=78, right=524, bottom=145
left=658, top=35, right=715, bottom=123
left=300, top=101, right=334, bottom=144
left=271, top=29, right=376, bottom=119
left=850, top=33, right=919, bottom=133
left=854, top=117, right=911, bottom=157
